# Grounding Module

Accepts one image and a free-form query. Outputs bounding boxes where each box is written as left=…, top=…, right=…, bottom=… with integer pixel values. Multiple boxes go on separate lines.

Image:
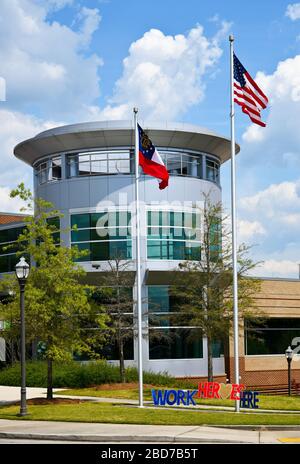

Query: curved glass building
left=2, top=120, right=239, bottom=378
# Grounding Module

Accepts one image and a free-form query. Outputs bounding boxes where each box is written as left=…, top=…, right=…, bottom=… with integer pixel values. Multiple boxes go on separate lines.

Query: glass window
left=36, top=161, right=48, bottom=184
left=67, top=151, right=132, bottom=178
left=76, top=335, right=134, bottom=361
left=71, top=229, right=90, bottom=242
left=149, top=328, right=203, bottom=359
left=36, top=157, right=62, bottom=184
left=148, top=286, right=170, bottom=313
left=0, top=226, right=27, bottom=273
left=67, top=155, right=79, bottom=177
left=71, top=212, right=132, bottom=262
left=71, top=214, right=90, bottom=229
left=148, top=286, right=225, bottom=359
left=0, top=227, right=24, bottom=244
left=108, top=152, right=131, bottom=174
left=206, top=158, right=220, bottom=184
left=148, top=285, right=203, bottom=359
left=166, top=153, right=182, bottom=175
left=212, top=340, right=224, bottom=357
left=90, top=153, right=107, bottom=175
left=147, top=210, right=201, bottom=260
left=50, top=157, right=61, bottom=180
left=46, top=216, right=60, bottom=244
left=91, top=212, right=109, bottom=229
left=78, top=154, right=91, bottom=176
left=159, top=151, right=206, bottom=180
left=245, top=318, right=300, bottom=355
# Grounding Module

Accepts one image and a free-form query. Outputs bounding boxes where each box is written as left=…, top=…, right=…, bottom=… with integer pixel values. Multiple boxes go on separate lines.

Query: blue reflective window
left=147, top=210, right=201, bottom=260
left=71, top=212, right=132, bottom=262
left=245, top=318, right=300, bottom=355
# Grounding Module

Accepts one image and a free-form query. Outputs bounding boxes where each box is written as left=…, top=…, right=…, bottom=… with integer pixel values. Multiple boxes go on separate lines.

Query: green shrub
left=0, top=361, right=178, bottom=388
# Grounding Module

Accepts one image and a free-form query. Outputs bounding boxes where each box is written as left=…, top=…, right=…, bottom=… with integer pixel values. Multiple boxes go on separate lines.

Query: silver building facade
left=2, top=120, right=238, bottom=377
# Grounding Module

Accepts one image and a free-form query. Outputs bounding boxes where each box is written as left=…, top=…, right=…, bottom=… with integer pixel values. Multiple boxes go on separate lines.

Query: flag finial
left=229, top=34, right=234, bottom=42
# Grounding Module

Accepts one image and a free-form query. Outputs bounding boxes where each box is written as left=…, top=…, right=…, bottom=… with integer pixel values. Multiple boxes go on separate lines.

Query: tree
left=0, top=183, right=108, bottom=399
left=170, top=195, right=263, bottom=382
left=90, top=255, right=135, bottom=383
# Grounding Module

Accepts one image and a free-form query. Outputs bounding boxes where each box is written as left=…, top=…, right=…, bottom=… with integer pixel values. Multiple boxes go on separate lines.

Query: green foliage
left=170, top=194, right=264, bottom=380
left=0, top=361, right=175, bottom=388
left=0, top=184, right=109, bottom=365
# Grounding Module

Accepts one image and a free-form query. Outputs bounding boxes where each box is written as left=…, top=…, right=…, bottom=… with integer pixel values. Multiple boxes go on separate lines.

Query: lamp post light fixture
left=15, top=256, right=30, bottom=416
left=285, top=345, right=293, bottom=397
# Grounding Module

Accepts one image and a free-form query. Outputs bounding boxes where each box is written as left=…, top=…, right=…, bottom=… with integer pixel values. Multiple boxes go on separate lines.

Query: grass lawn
left=59, top=386, right=300, bottom=411
left=1, top=401, right=300, bottom=426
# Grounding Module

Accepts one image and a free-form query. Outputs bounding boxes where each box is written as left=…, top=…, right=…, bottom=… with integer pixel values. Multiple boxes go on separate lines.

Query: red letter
left=230, top=384, right=245, bottom=400
left=197, top=382, right=209, bottom=398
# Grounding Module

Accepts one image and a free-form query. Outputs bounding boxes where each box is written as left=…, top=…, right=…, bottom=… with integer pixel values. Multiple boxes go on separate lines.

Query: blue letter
left=176, top=390, right=187, bottom=405
left=151, top=389, right=168, bottom=406
left=186, top=390, right=197, bottom=406
left=166, top=390, right=177, bottom=405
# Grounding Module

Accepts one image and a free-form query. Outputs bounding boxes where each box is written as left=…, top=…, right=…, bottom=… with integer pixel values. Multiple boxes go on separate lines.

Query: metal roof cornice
left=13, top=120, right=240, bottom=166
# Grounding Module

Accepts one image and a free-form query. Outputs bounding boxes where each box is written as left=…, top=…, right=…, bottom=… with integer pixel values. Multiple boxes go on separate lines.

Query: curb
left=215, top=425, right=300, bottom=431
left=0, top=432, right=255, bottom=444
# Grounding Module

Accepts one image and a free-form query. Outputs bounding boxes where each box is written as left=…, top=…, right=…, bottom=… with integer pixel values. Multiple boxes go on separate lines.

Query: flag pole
left=229, top=35, right=240, bottom=413
left=133, top=107, right=144, bottom=408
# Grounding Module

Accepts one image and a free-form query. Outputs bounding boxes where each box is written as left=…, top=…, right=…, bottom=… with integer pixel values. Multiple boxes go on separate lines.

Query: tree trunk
left=207, top=337, right=213, bottom=382
left=119, top=338, right=125, bottom=383
left=47, top=358, right=53, bottom=400
left=31, top=339, right=38, bottom=361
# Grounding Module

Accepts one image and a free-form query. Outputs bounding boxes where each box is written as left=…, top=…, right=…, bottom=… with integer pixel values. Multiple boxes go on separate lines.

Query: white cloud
left=251, top=259, right=300, bottom=278
left=237, top=180, right=300, bottom=277
left=243, top=55, right=300, bottom=146
left=285, top=3, right=300, bottom=20
left=240, top=181, right=300, bottom=218
left=237, top=219, right=266, bottom=242
left=0, top=0, right=102, bottom=120
left=43, top=0, right=74, bottom=11
left=97, top=23, right=230, bottom=121
left=0, top=186, right=27, bottom=213
left=0, top=108, right=61, bottom=195
left=76, top=7, right=101, bottom=48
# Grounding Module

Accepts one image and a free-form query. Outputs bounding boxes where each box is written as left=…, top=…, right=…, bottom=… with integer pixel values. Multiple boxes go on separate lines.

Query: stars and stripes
left=233, top=53, right=268, bottom=127
left=138, top=124, right=169, bottom=190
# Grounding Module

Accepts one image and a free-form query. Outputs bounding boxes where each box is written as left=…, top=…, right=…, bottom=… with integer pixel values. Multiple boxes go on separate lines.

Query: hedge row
left=0, top=361, right=177, bottom=388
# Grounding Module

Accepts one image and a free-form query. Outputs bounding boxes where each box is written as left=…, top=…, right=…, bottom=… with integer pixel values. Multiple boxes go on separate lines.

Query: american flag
left=233, top=53, right=268, bottom=127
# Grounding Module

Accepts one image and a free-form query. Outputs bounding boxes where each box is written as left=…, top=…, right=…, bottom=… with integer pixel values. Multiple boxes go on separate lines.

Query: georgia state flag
left=138, top=124, right=169, bottom=190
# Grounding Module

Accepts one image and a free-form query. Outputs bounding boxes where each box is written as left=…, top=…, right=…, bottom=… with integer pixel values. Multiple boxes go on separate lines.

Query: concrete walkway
left=0, top=419, right=300, bottom=443
left=0, top=386, right=65, bottom=404
left=0, top=419, right=279, bottom=443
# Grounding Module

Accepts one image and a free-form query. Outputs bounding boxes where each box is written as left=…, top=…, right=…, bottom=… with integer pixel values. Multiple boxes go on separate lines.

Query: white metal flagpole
left=133, top=107, right=144, bottom=408
left=229, top=35, right=240, bottom=413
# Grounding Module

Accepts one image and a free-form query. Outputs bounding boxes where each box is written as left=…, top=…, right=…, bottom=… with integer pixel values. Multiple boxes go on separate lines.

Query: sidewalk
left=0, top=419, right=300, bottom=443
left=0, top=386, right=65, bottom=404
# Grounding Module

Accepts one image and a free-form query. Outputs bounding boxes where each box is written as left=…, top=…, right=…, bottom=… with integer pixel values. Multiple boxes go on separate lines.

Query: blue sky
left=1, top=0, right=300, bottom=277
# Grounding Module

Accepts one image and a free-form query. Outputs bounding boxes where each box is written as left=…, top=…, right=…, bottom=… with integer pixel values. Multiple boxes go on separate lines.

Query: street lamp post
left=285, top=345, right=293, bottom=397
left=15, top=256, right=30, bottom=416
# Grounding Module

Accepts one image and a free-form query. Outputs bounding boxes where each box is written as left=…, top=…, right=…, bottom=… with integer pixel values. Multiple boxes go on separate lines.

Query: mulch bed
left=91, top=382, right=155, bottom=391
left=12, top=397, right=85, bottom=406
